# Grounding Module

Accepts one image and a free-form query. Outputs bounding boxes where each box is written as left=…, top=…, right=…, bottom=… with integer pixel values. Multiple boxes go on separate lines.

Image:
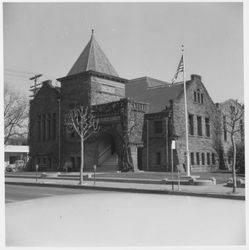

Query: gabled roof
left=67, top=30, right=119, bottom=77
left=33, top=80, right=60, bottom=100
left=126, top=77, right=189, bottom=113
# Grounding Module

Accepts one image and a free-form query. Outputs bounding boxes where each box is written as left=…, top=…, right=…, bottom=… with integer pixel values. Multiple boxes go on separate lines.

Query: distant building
left=216, top=99, right=244, bottom=170
left=28, top=31, right=244, bottom=172
left=5, top=145, right=29, bottom=167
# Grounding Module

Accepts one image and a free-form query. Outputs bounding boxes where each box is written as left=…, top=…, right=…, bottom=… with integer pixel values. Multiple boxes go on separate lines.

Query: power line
left=5, top=68, right=38, bottom=75
left=5, top=73, right=30, bottom=79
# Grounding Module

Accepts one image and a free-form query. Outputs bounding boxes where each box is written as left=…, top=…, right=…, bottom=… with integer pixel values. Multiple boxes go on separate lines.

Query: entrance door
left=137, top=147, right=143, bottom=170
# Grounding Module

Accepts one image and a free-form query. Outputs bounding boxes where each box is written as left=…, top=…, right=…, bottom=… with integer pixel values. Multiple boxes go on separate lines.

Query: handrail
left=98, top=145, right=112, bottom=159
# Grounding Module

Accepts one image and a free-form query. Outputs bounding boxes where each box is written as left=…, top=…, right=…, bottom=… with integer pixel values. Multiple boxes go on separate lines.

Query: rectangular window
left=189, top=114, right=194, bottom=135
left=194, top=91, right=197, bottom=102
left=77, top=157, right=81, bottom=169
left=207, top=153, right=210, bottom=165
left=201, top=94, right=204, bottom=104
left=71, top=157, right=75, bottom=169
left=212, top=153, right=215, bottom=165
left=196, top=152, right=200, bottom=165
left=38, top=115, right=41, bottom=141
left=223, top=116, right=227, bottom=141
left=47, top=114, right=51, bottom=140
left=197, top=116, right=202, bottom=136
left=154, top=121, right=163, bottom=134
left=156, top=152, right=161, bottom=165
left=205, top=118, right=210, bottom=137
left=201, top=153, right=205, bottom=165
left=43, top=157, right=47, bottom=164
left=42, top=114, right=46, bottom=141
left=52, top=113, right=56, bottom=140
left=190, top=152, right=195, bottom=165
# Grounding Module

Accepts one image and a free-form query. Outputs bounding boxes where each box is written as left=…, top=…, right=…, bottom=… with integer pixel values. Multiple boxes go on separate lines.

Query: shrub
left=228, top=143, right=245, bottom=174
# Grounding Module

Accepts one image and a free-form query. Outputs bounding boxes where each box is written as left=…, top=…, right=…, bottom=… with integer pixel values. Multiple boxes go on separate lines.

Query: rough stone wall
left=29, top=81, right=60, bottom=170
left=90, top=76, right=125, bottom=105
left=57, top=73, right=128, bottom=171
left=141, top=110, right=172, bottom=172
left=126, top=99, right=148, bottom=170
left=173, top=75, right=220, bottom=172
left=59, top=74, right=91, bottom=169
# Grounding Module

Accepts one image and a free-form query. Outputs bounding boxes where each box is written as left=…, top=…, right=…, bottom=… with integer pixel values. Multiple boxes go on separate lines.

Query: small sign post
left=177, top=165, right=181, bottom=191
left=171, top=140, right=176, bottom=190
left=93, top=165, right=96, bottom=185
left=35, top=164, right=39, bottom=182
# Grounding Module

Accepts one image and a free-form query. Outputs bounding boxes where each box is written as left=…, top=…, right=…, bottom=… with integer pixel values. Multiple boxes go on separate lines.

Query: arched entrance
left=97, top=133, right=118, bottom=172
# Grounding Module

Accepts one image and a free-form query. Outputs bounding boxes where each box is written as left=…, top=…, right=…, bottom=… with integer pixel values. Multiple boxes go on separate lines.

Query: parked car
left=5, top=160, right=25, bottom=172
left=5, top=164, right=16, bottom=172
left=15, top=160, right=25, bottom=169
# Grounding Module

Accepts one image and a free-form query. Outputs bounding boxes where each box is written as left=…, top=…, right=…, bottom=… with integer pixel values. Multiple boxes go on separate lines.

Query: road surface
left=5, top=184, right=111, bottom=203
left=5, top=184, right=245, bottom=247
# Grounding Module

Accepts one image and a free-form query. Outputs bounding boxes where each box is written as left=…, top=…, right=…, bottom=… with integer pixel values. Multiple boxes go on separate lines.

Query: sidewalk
left=5, top=175, right=245, bottom=200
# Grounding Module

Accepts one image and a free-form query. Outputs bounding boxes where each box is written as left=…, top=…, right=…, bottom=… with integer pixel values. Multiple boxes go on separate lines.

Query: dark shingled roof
left=67, top=31, right=118, bottom=77
left=126, top=77, right=189, bottom=113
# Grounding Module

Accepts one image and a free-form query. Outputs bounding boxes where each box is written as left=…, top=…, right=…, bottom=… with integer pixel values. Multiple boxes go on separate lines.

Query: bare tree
left=4, top=86, right=29, bottom=144
left=64, top=106, right=99, bottom=185
left=225, top=100, right=244, bottom=193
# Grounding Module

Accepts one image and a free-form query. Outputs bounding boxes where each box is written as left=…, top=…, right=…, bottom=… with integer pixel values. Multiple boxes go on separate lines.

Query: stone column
left=130, top=145, right=138, bottom=172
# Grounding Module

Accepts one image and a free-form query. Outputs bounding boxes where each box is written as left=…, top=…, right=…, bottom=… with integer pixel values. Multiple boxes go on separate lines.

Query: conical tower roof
left=67, top=30, right=119, bottom=77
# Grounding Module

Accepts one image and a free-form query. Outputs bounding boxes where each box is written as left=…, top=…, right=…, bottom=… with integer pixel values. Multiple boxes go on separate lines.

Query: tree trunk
left=231, top=134, right=237, bottom=193
left=80, top=137, right=84, bottom=185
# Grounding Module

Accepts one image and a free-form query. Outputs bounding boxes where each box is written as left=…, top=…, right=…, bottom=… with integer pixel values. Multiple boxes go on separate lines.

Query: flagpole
left=182, top=44, right=190, bottom=176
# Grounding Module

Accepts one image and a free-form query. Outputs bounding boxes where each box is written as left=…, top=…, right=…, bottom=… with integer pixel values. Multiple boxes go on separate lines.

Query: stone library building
left=28, top=31, right=244, bottom=172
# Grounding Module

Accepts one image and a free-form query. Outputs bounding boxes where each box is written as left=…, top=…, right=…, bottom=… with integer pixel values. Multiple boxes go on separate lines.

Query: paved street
left=6, top=186, right=245, bottom=247
left=5, top=184, right=110, bottom=203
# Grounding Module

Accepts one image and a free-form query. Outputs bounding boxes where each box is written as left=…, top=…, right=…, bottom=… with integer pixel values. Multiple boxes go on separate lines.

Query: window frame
left=197, top=116, right=202, bottom=136
left=154, top=120, right=163, bottom=134
left=205, top=117, right=210, bottom=137
left=189, top=114, right=194, bottom=136
left=156, top=152, right=161, bottom=165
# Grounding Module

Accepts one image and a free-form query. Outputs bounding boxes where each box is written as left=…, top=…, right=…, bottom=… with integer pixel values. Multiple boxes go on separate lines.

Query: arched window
left=201, top=94, right=204, bottom=104
left=197, top=89, right=200, bottom=103
left=194, top=91, right=197, bottom=102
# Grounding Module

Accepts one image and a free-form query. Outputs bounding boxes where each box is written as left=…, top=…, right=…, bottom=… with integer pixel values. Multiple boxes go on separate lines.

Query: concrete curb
left=4, top=175, right=217, bottom=186
left=5, top=181, right=245, bottom=201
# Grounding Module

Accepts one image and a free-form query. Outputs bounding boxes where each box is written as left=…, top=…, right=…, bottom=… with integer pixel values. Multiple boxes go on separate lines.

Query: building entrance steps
left=98, top=153, right=118, bottom=172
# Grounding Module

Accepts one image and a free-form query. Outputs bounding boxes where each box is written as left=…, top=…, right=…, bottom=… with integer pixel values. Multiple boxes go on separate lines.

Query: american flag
left=172, top=55, right=184, bottom=84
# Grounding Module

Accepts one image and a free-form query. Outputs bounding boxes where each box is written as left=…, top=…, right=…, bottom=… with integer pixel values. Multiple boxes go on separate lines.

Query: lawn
left=95, top=171, right=240, bottom=184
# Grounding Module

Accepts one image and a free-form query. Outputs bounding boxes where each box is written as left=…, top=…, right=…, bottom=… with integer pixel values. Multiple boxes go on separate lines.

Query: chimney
left=191, top=74, right=202, bottom=81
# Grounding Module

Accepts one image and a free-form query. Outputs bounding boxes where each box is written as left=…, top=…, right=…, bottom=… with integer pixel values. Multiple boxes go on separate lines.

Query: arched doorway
left=97, top=133, right=118, bottom=172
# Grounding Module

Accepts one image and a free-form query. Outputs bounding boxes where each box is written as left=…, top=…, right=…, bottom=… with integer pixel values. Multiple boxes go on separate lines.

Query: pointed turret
left=67, top=30, right=119, bottom=77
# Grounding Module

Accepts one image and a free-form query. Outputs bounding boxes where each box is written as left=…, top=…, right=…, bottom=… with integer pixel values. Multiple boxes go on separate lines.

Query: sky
left=3, top=2, right=244, bottom=103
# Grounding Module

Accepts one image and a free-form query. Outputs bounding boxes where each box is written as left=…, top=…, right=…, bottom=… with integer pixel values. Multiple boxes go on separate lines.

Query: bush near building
left=228, top=143, right=245, bottom=174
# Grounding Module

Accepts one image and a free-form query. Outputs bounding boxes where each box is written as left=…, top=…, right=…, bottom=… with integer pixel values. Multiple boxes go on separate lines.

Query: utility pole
left=29, top=74, right=43, bottom=97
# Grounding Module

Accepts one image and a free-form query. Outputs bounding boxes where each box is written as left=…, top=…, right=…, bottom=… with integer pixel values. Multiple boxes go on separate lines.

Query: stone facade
left=28, top=32, right=244, bottom=173
left=172, top=75, right=220, bottom=172
left=29, top=80, right=60, bottom=170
